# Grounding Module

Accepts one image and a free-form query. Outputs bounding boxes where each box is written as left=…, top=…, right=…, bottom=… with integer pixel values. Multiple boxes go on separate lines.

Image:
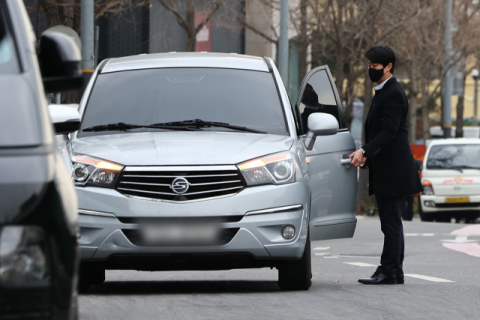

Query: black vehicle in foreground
left=0, top=0, right=82, bottom=319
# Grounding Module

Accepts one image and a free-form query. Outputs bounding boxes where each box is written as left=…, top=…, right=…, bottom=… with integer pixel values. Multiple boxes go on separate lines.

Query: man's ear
left=386, top=63, right=393, bottom=74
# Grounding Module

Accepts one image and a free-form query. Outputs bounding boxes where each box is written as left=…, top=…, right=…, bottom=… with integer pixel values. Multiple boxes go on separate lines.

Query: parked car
left=0, top=0, right=82, bottom=318
left=67, top=52, right=357, bottom=291
left=420, top=138, right=480, bottom=222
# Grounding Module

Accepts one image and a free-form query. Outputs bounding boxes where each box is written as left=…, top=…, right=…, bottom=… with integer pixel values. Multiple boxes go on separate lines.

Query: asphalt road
left=79, top=217, right=480, bottom=320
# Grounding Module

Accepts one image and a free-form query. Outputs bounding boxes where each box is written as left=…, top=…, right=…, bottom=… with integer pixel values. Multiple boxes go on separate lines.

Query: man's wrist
left=360, top=148, right=366, bottom=157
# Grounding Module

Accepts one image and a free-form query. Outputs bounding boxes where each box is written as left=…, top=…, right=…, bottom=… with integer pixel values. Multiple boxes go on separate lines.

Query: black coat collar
left=375, top=76, right=396, bottom=92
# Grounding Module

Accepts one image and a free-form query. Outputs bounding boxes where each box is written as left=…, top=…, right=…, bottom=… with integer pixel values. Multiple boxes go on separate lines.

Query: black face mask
left=368, top=67, right=385, bottom=83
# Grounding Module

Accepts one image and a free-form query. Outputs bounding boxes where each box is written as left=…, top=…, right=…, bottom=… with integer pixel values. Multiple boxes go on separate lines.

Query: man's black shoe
left=396, top=275, right=404, bottom=284
left=358, top=273, right=398, bottom=285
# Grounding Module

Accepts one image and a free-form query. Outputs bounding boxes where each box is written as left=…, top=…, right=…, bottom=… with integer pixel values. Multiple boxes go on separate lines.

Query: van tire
left=78, top=263, right=105, bottom=292
left=277, top=236, right=312, bottom=291
left=78, top=278, right=90, bottom=293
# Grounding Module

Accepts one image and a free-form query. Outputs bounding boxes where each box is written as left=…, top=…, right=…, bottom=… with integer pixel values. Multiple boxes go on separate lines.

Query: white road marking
left=405, top=234, right=418, bottom=236
left=406, top=234, right=436, bottom=237
left=324, top=256, right=339, bottom=258
left=343, top=263, right=455, bottom=283
left=314, top=253, right=328, bottom=256
left=442, top=236, right=477, bottom=243
left=423, top=234, right=434, bottom=236
left=404, top=274, right=454, bottom=283
left=314, top=247, right=330, bottom=250
left=338, top=255, right=378, bottom=259
left=344, top=262, right=377, bottom=267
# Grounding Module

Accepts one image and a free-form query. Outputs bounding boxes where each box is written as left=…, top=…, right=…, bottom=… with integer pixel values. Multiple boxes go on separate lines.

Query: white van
left=420, top=138, right=480, bottom=222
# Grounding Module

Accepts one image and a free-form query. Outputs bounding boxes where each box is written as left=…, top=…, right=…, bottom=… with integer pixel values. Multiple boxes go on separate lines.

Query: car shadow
left=83, top=280, right=282, bottom=295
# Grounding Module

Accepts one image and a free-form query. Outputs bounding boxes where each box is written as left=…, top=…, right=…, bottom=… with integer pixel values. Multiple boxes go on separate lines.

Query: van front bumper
left=77, top=182, right=310, bottom=267
left=420, top=194, right=480, bottom=213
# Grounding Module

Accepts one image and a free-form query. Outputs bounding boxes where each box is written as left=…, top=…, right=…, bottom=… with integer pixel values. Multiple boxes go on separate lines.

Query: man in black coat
left=349, top=46, right=423, bottom=285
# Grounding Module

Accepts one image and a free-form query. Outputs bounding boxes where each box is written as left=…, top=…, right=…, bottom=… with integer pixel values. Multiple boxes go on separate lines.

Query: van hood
left=423, top=169, right=480, bottom=196
left=71, top=131, right=294, bottom=166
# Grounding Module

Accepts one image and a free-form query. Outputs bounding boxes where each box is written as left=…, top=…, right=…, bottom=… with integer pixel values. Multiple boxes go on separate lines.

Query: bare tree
left=238, top=0, right=311, bottom=82
left=38, top=0, right=68, bottom=27
left=400, top=0, right=480, bottom=140
left=157, top=0, right=224, bottom=51
left=27, top=0, right=150, bottom=34
left=309, top=0, right=423, bottom=129
left=238, top=0, right=279, bottom=43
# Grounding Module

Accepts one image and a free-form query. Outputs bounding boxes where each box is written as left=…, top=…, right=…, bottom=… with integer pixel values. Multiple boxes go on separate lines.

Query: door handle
left=340, top=158, right=352, bottom=165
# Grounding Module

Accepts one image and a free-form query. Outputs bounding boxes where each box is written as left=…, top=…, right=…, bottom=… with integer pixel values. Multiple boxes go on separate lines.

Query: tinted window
left=427, top=144, right=480, bottom=169
left=79, top=68, right=288, bottom=136
left=0, top=3, right=20, bottom=74
left=298, top=69, right=342, bottom=133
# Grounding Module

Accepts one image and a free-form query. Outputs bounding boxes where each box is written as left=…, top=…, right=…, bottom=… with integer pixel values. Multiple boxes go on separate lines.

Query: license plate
left=445, top=197, right=470, bottom=203
left=141, top=223, right=219, bottom=245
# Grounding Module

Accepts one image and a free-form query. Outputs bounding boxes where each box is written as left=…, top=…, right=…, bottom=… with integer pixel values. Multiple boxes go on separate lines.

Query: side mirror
left=38, top=26, right=83, bottom=93
left=415, top=158, right=423, bottom=171
left=48, top=104, right=81, bottom=134
left=304, top=113, right=339, bottom=150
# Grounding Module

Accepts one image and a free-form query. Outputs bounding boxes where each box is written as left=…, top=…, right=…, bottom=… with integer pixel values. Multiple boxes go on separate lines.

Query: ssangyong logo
left=170, top=177, right=190, bottom=194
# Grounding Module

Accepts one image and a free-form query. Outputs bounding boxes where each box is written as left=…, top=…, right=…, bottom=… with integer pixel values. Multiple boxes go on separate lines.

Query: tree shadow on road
left=83, top=280, right=282, bottom=295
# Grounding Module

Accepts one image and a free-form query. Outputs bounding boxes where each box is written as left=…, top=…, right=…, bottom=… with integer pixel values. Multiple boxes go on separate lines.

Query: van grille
left=434, top=202, right=480, bottom=208
left=116, top=165, right=245, bottom=202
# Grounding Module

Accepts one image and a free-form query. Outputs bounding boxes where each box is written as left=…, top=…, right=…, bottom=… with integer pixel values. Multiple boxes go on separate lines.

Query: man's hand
left=349, top=149, right=364, bottom=168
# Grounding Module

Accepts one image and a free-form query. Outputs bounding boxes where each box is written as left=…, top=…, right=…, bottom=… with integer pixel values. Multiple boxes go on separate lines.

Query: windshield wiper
left=437, top=165, right=480, bottom=172
left=151, top=119, right=267, bottom=134
left=454, top=165, right=480, bottom=171
left=83, top=122, right=201, bottom=132
left=444, top=166, right=464, bottom=173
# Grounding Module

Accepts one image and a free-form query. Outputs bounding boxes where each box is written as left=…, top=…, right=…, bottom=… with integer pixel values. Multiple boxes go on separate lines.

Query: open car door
left=295, top=66, right=357, bottom=241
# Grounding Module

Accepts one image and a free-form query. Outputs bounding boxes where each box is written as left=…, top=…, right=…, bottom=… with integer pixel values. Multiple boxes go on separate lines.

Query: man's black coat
left=363, top=77, right=423, bottom=198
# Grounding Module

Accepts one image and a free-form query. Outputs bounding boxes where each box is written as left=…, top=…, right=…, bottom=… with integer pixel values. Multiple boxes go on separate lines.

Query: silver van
left=69, top=53, right=357, bottom=291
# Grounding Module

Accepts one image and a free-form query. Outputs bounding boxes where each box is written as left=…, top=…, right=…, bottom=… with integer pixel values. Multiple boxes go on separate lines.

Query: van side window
left=298, top=70, right=341, bottom=134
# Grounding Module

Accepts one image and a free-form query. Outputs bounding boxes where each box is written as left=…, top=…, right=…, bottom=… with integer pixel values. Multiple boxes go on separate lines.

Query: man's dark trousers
left=375, top=195, right=404, bottom=278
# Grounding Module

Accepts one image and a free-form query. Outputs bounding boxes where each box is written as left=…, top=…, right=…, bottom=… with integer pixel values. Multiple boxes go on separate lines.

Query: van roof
left=428, top=138, right=480, bottom=146
left=100, top=52, right=270, bottom=74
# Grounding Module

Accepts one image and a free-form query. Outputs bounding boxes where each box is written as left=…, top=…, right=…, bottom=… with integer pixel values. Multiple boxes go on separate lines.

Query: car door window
left=297, top=69, right=345, bottom=134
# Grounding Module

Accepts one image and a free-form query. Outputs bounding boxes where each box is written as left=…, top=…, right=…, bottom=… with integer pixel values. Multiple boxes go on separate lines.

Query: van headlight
left=237, top=152, right=296, bottom=186
left=0, top=226, right=49, bottom=286
left=422, top=180, right=434, bottom=195
left=71, top=154, right=124, bottom=188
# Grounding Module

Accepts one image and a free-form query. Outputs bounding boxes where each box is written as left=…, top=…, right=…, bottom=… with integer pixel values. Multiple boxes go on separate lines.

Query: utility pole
left=442, top=0, right=453, bottom=138
left=472, top=69, right=479, bottom=127
left=94, top=26, right=100, bottom=68
left=81, top=0, right=95, bottom=89
left=278, top=0, right=289, bottom=84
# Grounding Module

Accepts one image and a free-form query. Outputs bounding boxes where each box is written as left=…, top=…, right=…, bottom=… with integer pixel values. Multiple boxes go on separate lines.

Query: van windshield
left=426, top=144, right=480, bottom=170
left=79, top=68, right=288, bottom=137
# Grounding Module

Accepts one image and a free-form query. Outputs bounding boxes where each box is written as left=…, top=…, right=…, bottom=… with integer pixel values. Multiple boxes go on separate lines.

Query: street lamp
left=472, top=69, right=479, bottom=127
